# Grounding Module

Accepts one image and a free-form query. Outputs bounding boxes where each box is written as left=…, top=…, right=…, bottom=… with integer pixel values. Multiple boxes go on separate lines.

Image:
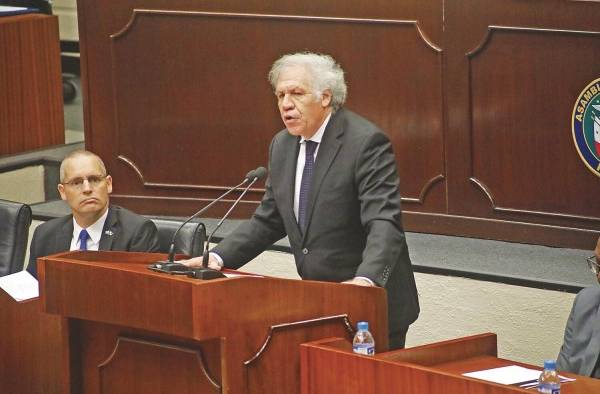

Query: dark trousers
left=388, top=325, right=409, bottom=350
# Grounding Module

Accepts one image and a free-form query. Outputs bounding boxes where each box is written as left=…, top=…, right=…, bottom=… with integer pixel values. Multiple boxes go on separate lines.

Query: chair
left=0, top=199, right=32, bottom=276
left=151, top=219, right=205, bottom=258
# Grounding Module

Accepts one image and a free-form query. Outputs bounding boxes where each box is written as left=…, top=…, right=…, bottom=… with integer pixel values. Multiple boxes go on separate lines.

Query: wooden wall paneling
left=441, top=0, right=600, bottom=246
left=468, top=27, right=600, bottom=227
left=75, top=1, right=445, bottom=216
left=0, top=14, right=64, bottom=155
left=76, top=0, right=597, bottom=247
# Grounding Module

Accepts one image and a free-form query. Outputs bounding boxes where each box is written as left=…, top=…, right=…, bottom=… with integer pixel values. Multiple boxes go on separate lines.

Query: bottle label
left=537, top=383, right=560, bottom=394
left=353, top=344, right=375, bottom=356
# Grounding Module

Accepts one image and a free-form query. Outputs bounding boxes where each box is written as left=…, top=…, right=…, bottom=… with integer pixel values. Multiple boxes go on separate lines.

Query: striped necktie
left=298, top=140, right=318, bottom=233
left=78, top=229, right=89, bottom=250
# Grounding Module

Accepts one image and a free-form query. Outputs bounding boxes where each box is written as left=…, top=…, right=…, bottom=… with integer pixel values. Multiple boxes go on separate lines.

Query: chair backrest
left=0, top=199, right=32, bottom=276
left=151, top=219, right=205, bottom=258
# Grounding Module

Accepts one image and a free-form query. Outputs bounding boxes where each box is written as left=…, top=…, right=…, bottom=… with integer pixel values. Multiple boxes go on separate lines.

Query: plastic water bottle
left=538, top=360, right=560, bottom=393
left=352, top=321, right=375, bottom=356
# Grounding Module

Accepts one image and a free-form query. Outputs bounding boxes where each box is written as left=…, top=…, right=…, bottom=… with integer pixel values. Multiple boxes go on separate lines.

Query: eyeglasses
left=586, top=255, right=600, bottom=275
left=62, top=175, right=107, bottom=189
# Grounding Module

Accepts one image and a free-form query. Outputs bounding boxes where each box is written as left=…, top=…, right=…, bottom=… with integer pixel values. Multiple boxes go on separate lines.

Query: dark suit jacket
left=213, top=108, right=420, bottom=334
left=557, top=286, right=600, bottom=378
left=27, top=205, right=160, bottom=278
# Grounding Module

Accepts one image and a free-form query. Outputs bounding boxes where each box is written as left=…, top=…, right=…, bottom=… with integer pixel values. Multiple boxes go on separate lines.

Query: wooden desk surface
left=435, top=355, right=600, bottom=394
left=301, top=335, right=600, bottom=394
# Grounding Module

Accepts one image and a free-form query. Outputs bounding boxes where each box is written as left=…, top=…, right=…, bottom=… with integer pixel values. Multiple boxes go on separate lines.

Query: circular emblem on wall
left=572, top=77, right=600, bottom=178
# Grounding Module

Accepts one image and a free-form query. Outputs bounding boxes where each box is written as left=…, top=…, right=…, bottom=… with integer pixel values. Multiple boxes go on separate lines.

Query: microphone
left=148, top=167, right=266, bottom=274
left=188, top=166, right=268, bottom=280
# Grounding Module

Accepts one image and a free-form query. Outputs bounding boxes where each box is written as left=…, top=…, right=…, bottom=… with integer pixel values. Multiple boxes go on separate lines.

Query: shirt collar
left=300, top=112, right=332, bottom=145
left=72, top=208, right=109, bottom=245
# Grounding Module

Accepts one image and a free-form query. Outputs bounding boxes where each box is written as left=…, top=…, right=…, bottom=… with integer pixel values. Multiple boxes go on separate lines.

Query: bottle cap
left=543, top=360, right=556, bottom=370
left=357, top=321, right=369, bottom=331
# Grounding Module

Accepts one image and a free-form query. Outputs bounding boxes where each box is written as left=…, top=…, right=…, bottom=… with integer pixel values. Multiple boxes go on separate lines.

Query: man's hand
left=178, top=255, right=223, bottom=271
left=343, top=277, right=374, bottom=286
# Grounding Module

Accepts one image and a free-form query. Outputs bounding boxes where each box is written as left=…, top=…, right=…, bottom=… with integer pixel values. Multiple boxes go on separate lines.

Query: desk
left=0, top=293, right=67, bottom=394
left=0, top=13, right=64, bottom=155
left=300, top=333, right=600, bottom=393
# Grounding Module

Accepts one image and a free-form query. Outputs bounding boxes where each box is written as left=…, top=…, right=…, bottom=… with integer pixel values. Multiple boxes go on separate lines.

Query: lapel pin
left=104, top=230, right=114, bottom=236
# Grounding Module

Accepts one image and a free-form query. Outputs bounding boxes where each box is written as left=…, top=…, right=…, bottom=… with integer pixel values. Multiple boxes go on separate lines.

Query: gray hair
left=59, top=150, right=107, bottom=182
left=268, top=52, right=347, bottom=112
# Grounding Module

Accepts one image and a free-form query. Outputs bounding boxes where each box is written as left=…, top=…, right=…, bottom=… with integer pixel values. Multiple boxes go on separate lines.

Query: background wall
left=74, top=0, right=600, bottom=249
left=52, top=0, right=78, bottom=41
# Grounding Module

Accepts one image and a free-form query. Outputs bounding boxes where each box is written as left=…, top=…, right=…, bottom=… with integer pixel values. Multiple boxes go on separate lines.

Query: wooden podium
left=300, top=333, right=600, bottom=393
left=36, top=250, right=388, bottom=394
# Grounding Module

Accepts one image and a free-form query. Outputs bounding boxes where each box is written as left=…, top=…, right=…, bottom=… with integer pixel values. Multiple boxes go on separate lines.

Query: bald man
left=27, top=150, right=160, bottom=278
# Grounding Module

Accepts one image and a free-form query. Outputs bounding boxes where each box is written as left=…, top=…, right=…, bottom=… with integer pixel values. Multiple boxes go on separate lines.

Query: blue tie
left=298, top=140, right=318, bottom=233
left=79, top=229, right=89, bottom=250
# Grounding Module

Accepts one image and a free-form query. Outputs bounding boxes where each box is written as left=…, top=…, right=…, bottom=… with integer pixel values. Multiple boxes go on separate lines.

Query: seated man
left=27, top=150, right=160, bottom=278
left=556, top=236, right=600, bottom=378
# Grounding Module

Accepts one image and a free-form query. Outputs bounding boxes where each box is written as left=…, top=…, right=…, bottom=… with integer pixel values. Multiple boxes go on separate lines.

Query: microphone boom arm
left=202, top=175, right=260, bottom=267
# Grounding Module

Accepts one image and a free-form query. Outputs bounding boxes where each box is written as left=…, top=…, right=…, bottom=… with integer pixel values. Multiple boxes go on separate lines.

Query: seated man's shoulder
left=576, top=285, right=600, bottom=300
left=110, top=205, right=154, bottom=225
left=34, top=214, right=71, bottom=234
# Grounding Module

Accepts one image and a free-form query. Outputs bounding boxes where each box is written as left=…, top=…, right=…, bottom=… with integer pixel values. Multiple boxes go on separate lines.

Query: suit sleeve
left=556, top=294, right=580, bottom=373
left=557, top=291, right=581, bottom=373
left=212, top=138, right=287, bottom=269
left=128, top=219, right=161, bottom=253
left=353, top=131, right=407, bottom=287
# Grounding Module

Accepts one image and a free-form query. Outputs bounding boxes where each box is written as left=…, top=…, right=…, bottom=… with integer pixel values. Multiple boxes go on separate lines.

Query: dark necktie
left=79, top=229, right=89, bottom=250
left=298, top=140, right=318, bottom=232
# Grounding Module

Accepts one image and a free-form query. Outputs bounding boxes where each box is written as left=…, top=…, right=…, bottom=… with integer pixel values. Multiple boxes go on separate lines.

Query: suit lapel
left=56, top=218, right=73, bottom=251
left=99, top=207, right=117, bottom=250
left=302, top=111, right=343, bottom=238
left=281, top=136, right=302, bottom=240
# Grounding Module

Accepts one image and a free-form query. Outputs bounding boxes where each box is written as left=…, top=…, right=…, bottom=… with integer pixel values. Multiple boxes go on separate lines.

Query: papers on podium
left=0, top=270, right=39, bottom=301
left=0, top=6, right=39, bottom=16
left=463, top=365, right=575, bottom=387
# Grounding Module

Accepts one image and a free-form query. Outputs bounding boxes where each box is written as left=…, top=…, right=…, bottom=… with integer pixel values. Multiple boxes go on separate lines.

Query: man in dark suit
left=557, top=236, right=600, bottom=378
left=27, top=150, right=160, bottom=278
left=183, top=52, right=419, bottom=349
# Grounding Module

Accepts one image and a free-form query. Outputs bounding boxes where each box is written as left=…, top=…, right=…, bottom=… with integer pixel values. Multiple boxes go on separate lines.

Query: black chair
left=0, top=199, right=32, bottom=276
left=151, top=219, right=205, bottom=258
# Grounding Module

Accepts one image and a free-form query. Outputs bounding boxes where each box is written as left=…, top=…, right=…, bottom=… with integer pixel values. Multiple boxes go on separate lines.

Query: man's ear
left=58, top=184, right=67, bottom=201
left=320, top=90, right=332, bottom=108
left=105, top=175, right=113, bottom=194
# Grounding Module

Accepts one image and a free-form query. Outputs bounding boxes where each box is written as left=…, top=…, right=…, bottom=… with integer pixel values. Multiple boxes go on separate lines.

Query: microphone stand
left=148, top=178, right=250, bottom=273
left=187, top=175, right=261, bottom=280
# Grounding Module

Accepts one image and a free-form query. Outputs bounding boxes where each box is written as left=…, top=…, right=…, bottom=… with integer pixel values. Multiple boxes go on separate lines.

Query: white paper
left=0, top=270, right=39, bottom=301
left=463, top=365, right=543, bottom=385
left=223, top=272, right=264, bottom=278
left=463, top=365, right=576, bottom=386
left=0, top=6, right=28, bottom=12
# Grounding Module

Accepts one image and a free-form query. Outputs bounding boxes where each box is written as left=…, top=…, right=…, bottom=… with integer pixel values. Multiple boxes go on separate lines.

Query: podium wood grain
left=0, top=292, right=68, bottom=394
left=38, top=250, right=388, bottom=394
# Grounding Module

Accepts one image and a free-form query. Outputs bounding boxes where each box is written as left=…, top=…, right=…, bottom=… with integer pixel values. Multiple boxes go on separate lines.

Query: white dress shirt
left=293, top=113, right=331, bottom=220
left=70, top=209, right=109, bottom=251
